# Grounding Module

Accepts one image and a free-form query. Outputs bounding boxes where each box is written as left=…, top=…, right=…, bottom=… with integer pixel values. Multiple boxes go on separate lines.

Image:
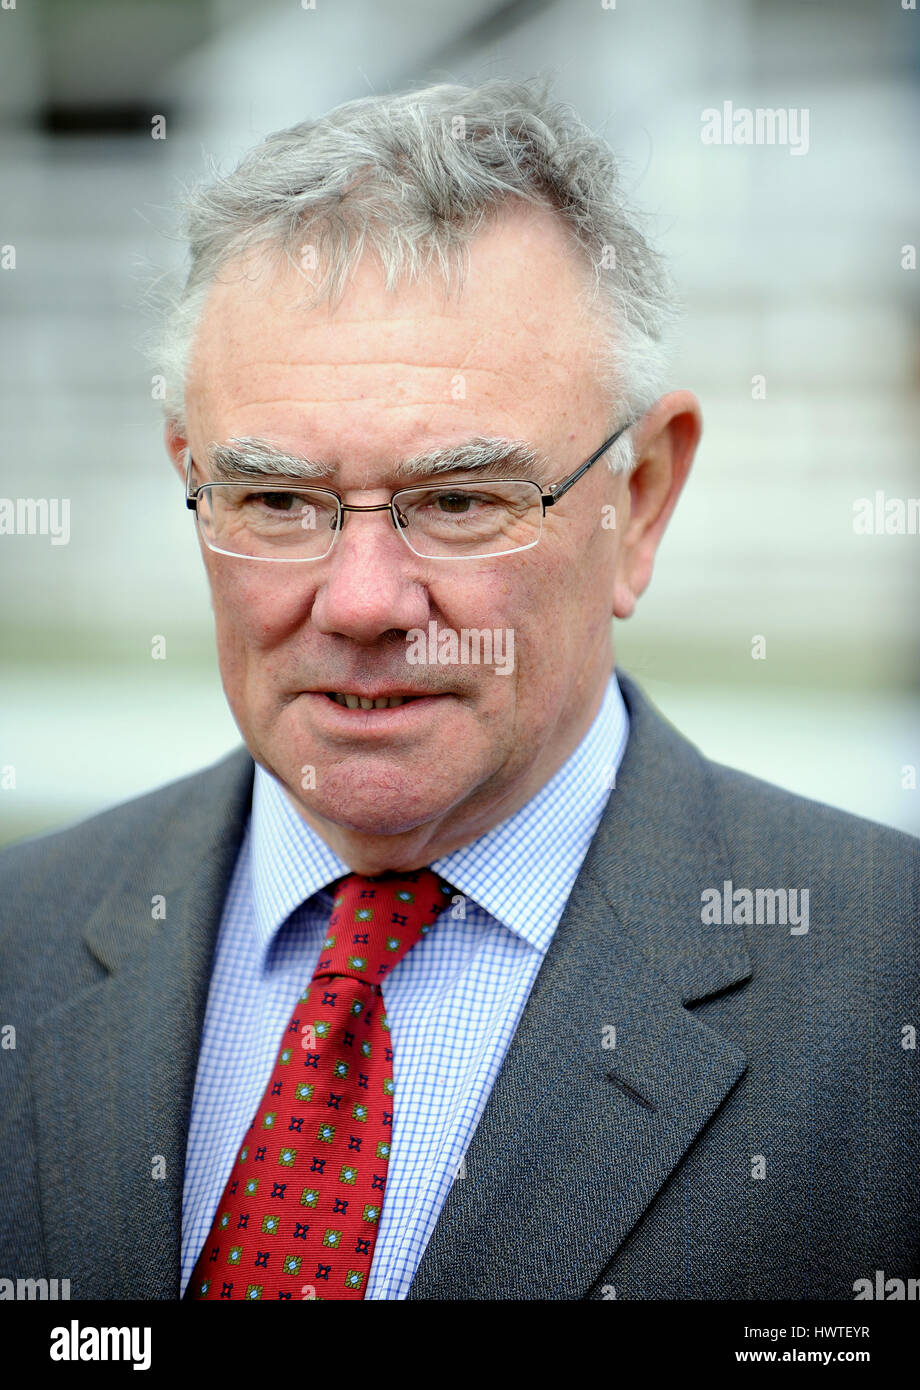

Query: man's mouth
left=323, top=692, right=431, bottom=710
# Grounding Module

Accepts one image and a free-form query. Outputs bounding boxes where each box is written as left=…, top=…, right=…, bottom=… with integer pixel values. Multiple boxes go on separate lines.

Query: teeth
left=329, top=693, right=407, bottom=709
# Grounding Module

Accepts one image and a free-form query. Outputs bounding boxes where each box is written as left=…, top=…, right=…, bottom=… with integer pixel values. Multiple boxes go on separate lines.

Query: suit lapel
left=30, top=748, right=254, bottom=1299
left=407, top=672, right=751, bottom=1300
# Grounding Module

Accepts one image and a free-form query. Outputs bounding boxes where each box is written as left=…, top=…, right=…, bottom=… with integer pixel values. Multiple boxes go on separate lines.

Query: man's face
left=171, top=206, right=635, bottom=868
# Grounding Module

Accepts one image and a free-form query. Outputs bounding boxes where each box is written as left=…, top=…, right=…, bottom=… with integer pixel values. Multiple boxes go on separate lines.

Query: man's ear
left=612, top=390, right=702, bottom=620
left=165, top=420, right=190, bottom=483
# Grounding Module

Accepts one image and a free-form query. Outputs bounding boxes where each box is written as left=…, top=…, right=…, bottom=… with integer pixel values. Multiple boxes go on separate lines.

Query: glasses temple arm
left=542, top=420, right=633, bottom=506
left=185, top=451, right=198, bottom=509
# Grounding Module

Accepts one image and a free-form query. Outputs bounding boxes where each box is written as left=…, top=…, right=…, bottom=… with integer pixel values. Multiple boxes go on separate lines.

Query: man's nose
left=309, top=502, right=432, bottom=642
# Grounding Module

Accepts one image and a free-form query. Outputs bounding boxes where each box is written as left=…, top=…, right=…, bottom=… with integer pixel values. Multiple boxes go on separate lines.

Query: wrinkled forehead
left=184, top=205, right=608, bottom=454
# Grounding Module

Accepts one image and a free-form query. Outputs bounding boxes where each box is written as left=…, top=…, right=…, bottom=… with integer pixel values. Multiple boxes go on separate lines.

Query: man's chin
left=276, top=765, right=472, bottom=840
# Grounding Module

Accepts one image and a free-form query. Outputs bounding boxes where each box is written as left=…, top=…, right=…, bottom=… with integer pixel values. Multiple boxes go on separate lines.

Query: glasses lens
left=196, top=485, right=339, bottom=560
left=393, top=481, right=542, bottom=557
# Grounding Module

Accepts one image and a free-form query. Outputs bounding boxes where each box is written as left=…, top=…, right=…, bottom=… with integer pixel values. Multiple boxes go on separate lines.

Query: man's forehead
left=193, top=205, right=596, bottom=365
left=189, top=299, right=568, bottom=456
left=186, top=208, right=607, bottom=461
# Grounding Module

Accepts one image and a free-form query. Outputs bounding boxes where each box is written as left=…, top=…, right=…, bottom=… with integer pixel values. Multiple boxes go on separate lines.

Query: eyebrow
left=205, top=436, right=550, bottom=485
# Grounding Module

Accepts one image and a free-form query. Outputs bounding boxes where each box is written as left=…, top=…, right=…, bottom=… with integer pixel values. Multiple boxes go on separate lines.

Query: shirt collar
left=249, top=670, right=629, bottom=962
left=430, top=671, right=628, bottom=952
left=249, top=772, right=350, bottom=962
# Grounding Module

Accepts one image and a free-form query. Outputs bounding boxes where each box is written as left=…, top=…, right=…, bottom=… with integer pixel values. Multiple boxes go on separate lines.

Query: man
left=1, top=76, right=917, bottom=1302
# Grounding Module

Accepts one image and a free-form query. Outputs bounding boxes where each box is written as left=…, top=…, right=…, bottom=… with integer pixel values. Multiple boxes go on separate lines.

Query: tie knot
left=312, top=868, right=452, bottom=987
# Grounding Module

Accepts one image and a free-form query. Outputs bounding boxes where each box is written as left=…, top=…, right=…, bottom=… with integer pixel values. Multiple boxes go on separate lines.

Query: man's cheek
left=213, top=577, right=306, bottom=646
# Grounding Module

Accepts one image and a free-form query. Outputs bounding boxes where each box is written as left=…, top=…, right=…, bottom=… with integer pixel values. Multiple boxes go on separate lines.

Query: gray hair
left=151, top=74, right=679, bottom=473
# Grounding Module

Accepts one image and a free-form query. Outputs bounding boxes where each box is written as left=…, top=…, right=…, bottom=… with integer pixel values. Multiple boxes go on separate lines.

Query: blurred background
left=1, top=0, right=918, bottom=846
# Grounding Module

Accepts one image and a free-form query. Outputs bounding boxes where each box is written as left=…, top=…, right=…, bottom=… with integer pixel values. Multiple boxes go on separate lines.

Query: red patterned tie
left=186, top=868, right=452, bottom=1300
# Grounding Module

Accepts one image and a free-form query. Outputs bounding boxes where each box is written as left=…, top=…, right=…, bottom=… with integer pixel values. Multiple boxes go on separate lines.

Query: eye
left=249, top=491, right=299, bottom=512
left=435, top=491, right=479, bottom=514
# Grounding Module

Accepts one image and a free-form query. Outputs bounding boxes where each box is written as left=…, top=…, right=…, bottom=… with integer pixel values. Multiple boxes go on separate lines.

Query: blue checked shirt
left=181, top=670, right=629, bottom=1299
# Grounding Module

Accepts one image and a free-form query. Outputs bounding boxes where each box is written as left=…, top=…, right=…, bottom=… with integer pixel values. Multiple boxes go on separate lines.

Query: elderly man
left=1, top=77, right=917, bottom=1303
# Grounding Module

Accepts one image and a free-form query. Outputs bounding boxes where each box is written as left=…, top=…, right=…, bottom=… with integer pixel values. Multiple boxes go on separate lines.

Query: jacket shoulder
left=0, top=745, right=253, bottom=878
left=705, top=754, right=919, bottom=866
left=0, top=747, right=254, bottom=1089
left=700, top=756, right=919, bottom=957
left=0, top=745, right=253, bottom=940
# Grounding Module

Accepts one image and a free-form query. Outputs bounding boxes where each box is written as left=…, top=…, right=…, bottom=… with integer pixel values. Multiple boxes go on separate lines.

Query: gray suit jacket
left=1, top=671, right=917, bottom=1299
